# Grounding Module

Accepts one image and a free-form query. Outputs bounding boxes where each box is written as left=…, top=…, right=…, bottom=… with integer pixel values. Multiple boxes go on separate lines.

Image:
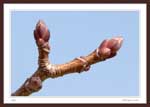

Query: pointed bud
left=34, top=20, right=50, bottom=42
left=98, top=36, right=123, bottom=58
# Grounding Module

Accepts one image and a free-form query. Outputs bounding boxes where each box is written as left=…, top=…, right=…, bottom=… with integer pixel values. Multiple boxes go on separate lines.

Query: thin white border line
left=10, top=9, right=140, bottom=11
left=9, top=10, right=12, bottom=97
left=3, top=4, right=147, bottom=104
left=139, top=5, right=147, bottom=101
left=4, top=5, right=11, bottom=102
left=4, top=4, right=146, bottom=11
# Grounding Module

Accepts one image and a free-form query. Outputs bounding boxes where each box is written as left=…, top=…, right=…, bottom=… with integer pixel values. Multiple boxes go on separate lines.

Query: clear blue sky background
left=11, top=11, right=139, bottom=96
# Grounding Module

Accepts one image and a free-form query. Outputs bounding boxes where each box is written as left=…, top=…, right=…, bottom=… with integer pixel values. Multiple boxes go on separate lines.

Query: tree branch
left=12, top=20, right=123, bottom=96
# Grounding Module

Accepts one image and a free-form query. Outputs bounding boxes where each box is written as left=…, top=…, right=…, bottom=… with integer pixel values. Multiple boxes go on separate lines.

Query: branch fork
left=12, top=20, right=123, bottom=96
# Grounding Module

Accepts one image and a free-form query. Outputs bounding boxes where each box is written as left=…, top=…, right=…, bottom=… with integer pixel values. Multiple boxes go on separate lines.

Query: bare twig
left=12, top=20, right=123, bottom=96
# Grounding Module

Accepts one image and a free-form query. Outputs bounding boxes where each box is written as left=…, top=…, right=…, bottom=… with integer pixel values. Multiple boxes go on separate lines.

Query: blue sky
left=11, top=11, right=139, bottom=96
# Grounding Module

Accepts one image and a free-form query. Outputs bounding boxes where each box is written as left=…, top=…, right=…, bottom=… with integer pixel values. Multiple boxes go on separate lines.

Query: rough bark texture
left=11, top=20, right=123, bottom=96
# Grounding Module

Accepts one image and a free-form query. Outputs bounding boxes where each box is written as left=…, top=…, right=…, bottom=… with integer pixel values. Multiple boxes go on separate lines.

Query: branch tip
left=34, top=20, right=50, bottom=43
left=97, top=36, right=123, bottom=58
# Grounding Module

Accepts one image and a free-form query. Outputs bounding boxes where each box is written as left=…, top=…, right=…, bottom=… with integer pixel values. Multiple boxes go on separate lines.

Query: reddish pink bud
left=98, top=36, right=123, bottom=58
left=28, top=77, right=42, bottom=91
left=34, top=20, right=50, bottom=42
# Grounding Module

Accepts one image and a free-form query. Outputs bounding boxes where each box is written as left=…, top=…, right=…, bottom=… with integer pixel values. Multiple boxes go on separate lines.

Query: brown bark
left=11, top=20, right=123, bottom=96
